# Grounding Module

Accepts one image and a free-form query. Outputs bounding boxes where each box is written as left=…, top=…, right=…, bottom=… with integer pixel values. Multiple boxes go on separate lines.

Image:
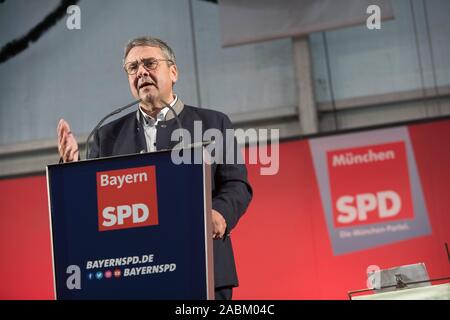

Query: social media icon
left=87, top=272, right=94, bottom=280
left=95, top=271, right=103, bottom=280
left=114, top=269, right=121, bottom=278
left=104, top=270, right=112, bottom=279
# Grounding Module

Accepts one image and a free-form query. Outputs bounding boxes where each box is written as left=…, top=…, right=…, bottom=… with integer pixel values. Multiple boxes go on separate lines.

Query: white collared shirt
left=139, top=95, right=177, bottom=152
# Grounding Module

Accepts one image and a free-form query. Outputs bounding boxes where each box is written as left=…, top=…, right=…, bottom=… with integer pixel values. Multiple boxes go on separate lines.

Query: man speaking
left=56, top=36, right=252, bottom=300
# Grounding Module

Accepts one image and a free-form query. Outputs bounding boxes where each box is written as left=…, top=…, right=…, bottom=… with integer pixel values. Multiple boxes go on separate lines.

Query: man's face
left=124, top=46, right=178, bottom=108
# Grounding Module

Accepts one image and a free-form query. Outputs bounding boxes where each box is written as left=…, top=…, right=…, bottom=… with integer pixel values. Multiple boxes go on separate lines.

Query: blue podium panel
left=46, top=147, right=214, bottom=299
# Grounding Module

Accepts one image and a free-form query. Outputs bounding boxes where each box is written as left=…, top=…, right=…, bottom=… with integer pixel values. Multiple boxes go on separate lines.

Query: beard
left=142, top=92, right=155, bottom=104
left=140, top=91, right=167, bottom=113
left=139, top=88, right=158, bottom=107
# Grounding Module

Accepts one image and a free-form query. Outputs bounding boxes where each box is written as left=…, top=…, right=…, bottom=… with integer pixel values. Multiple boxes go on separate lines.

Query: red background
left=1, top=118, right=449, bottom=299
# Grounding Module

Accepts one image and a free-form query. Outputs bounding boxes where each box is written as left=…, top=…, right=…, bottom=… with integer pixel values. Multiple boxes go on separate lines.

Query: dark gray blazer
left=89, top=101, right=253, bottom=288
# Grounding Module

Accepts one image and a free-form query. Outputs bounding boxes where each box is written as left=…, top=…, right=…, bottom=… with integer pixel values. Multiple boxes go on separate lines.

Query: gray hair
left=123, top=36, right=176, bottom=65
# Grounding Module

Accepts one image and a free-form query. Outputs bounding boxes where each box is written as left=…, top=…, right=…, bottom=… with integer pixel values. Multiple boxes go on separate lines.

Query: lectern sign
left=47, top=148, right=214, bottom=299
left=96, top=166, right=159, bottom=231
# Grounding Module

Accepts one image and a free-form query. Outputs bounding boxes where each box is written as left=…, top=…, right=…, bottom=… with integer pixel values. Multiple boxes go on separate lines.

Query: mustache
left=136, top=77, right=157, bottom=90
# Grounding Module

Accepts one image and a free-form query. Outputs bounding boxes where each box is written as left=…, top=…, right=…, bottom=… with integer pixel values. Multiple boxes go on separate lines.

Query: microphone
left=85, top=98, right=141, bottom=159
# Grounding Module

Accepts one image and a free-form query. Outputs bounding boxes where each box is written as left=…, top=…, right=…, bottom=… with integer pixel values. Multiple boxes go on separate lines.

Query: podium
left=46, top=146, right=214, bottom=299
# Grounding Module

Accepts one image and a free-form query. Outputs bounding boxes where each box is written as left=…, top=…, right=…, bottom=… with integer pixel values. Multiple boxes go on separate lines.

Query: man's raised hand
left=57, top=119, right=80, bottom=162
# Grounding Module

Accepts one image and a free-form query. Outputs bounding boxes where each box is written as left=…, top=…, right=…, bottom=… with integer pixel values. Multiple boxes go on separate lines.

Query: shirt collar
left=139, top=95, right=178, bottom=125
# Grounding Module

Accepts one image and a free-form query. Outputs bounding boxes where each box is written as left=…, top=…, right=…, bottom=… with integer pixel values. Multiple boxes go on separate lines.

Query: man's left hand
left=212, top=209, right=227, bottom=240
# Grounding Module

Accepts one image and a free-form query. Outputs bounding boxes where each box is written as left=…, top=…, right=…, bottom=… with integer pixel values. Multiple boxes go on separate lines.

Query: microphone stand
left=85, top=99, right=141, bottom=159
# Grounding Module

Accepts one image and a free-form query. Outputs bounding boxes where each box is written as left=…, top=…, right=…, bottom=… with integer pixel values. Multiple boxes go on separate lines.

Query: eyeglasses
left=123, top=58, right=173, bottom=75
